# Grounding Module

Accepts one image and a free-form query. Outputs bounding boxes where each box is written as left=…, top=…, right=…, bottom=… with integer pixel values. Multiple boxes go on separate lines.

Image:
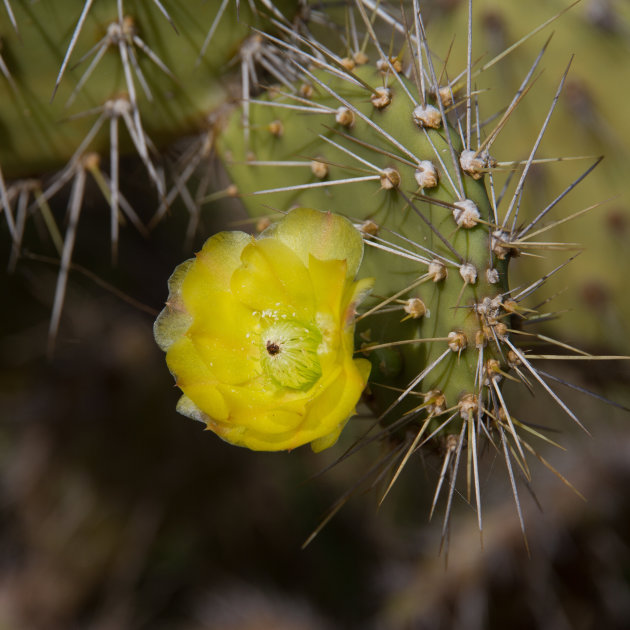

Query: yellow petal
left=195, top=230, right=252, bottom=291
left=341, top=276, right=374, bottom=328
left=175, top=394, right=208, bottom=424
left=308, top=357, right=370, bottom=452
left=308, top=255, right=347, bottom=317
left=218, top=381, right=308, bottom=430
left=216, top=423, right=303, bottom=451
left=301, top=358, right=369, bottom=445
left=179, top=385, right=230, bottom=422
left=231, top=238, right=314, bottom=318
left=192, top=335, right=260, bottom=385
left=153, top=303, right=192, bottom=353
left=167, top=259, right=194, bottom=297
left=187, top=289, right=259, bottom=350
left=166, top=335, right=214, bottom=387
left=153, top=260, right=194, bottom=351
left=310, top=426, right=344, bottom=453
left=268, top=208, right=365, bottom=278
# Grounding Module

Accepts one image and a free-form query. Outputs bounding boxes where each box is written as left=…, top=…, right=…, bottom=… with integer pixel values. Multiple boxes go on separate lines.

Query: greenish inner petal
left=260, top=319, right=323, bottom=391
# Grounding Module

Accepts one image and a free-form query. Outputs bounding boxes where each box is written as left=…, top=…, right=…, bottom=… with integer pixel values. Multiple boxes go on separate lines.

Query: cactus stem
left=220, top=0, right=624, bottom=539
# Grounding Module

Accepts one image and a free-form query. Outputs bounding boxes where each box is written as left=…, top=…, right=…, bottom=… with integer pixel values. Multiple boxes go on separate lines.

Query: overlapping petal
left=154, top=208, right=373, bottom=452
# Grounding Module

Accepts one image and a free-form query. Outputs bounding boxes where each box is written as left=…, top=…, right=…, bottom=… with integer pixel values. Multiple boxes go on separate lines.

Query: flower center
left=260, top=319, right=322, bottom=391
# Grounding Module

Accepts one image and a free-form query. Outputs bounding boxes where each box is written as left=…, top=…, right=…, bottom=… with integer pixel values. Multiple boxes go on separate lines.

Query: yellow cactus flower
left=154, top=208, right=373, bottom=452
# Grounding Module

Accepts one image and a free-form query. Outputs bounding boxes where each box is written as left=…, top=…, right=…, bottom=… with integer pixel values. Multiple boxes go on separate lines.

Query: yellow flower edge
left=154, top=208, right=373, bottom=452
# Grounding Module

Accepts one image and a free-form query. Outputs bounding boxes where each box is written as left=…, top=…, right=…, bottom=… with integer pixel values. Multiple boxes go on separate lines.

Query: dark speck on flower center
left=266, top=341, right=281, bottom=356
